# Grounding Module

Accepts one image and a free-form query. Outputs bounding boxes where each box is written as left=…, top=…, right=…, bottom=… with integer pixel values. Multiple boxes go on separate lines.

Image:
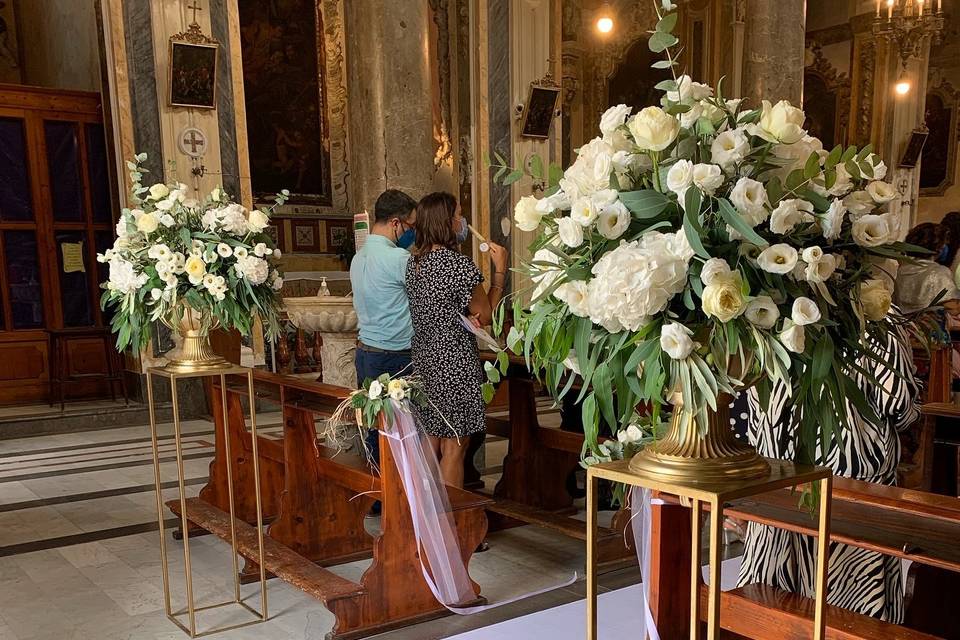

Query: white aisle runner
left=448, top=557, right=742, bottom=640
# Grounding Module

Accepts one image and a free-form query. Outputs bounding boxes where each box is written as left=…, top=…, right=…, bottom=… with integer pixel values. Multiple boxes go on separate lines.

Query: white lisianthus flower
left=172, top=252, right=186, bottom=274
left=234, top=246, right=248, bottom=259
left=779, top=319, right=806, bottom=353
left=210, top=187, right=223, bottom=202
left=843, top=190, right=875, bottom=217
left=851, top=213, right=893, bottom=247
left=711, top=129, right=750, bottom=170
left=699, top=100, right=724, bottom=123
left=660, top=322, right=695, bottom=360
left=861, top=154, right=887, bottom=180
left=771, top=135, right=824, bottom=177
left=555, top=280, right=590, bottom=317
left=804, top=253, right=838, bottom=283
left=202, top=273, right=217, bottom=289
left=154, top=197, right=175, bottom=211
left=858, top=279, right=893, bottom=321
left=801, top=246, right=823, bottom=264
left=826, top=163, right=854, bottom=197
left=562, top=351, right=582, bottom=376
left=769, top=198, right=815, bottom=234
left=116, top=216, right=131, bottom=238
left=148, top=183, right=169, bottom=200
left=729, top=177, right=769, bottom=227
left=556, top=216, right=584, bottom=248
left=202, top=249, right=218, bottom=264
left=757, top=243, right=799, bottom=274
left=691, top=163, right=723, bottom=195
left=678, top=102, right=704, bottom=129
left=700, top=257, right=732, bottom=286
left=570, top=197, right=599, bottom=227
left=865, top=181, right=897, bottom=204
left=159, top=213, right=176, bottom=227
left=702, top=271, right=747, bottom=322
left=746, top=99, right=807, bottom=144
left=368, top=380, right=383, bottom=400
left=536, top=190, right=572, bottom=214
left=666, top=160, right=694, bottom=198
left=148, top=244, right=172, bottom=262
left=586, top=231, right=693, bottom=332
left=600, top=104, right=632, bottom=137
left=744, top=295, right=780, bottom=329
left=247, top=208, right=269, bottom=234
left=666, top=75, right=713, bottom=103
left=597, top=201, right=631, bottom=240
left=216, top=243, right=233, bottom=258
left=531, top=248, right=562, bottom=300
left=514, top=195, right=543, bottom=231
left=150, top=288, right=162, bottom=301
left=164, top=274, right=179, bottom=290
left=200, top=208, right=220, bottom=232
left=254, top=242, right=270, bottom=257
left=791, top=297, right=821, bottom=326
left=135, top=211, right=159, bottom=235
left=184, top=255, right=206, bottom=285
left=725, top=98, right=744, bottom=113
left=820, top=199, right=846, bottom=241
left=591, top=189, right=619, bottom=208
left=627, top=106, right=680, bottom=152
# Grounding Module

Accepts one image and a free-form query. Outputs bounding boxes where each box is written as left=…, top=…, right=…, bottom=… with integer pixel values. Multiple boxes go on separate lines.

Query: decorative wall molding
left=319, top=0, right=349, bottom=214
left=804, top=40, right=851, bottom=146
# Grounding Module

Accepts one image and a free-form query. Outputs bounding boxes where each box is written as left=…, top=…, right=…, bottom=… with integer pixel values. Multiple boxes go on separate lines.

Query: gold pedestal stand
left=147, top=365, right=268, bottom=637
left=586, top=458, right=832, bottom=640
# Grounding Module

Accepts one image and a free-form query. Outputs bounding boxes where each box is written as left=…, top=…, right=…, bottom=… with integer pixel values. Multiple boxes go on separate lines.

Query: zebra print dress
left=735, top=323, right=920, bottom=622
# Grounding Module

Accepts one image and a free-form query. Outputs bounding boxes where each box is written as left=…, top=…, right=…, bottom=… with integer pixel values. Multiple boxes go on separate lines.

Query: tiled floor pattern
left=0, top=403, right=635, bottom=640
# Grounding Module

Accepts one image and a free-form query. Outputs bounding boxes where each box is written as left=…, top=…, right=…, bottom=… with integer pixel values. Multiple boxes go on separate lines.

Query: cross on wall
left=183, top=130, right=203, bottom=154
left=186, top=0, right=202, bottom=25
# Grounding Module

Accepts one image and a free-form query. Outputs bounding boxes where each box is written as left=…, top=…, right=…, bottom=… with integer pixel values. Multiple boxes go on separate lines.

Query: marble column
left=742, top=0, right=806, bottom=105
left=345, top=0, right=438, bottom=211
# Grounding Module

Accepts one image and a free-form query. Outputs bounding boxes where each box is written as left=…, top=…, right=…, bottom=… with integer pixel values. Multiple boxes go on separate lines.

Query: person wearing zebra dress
left=735, top=320, right=920, bottom=622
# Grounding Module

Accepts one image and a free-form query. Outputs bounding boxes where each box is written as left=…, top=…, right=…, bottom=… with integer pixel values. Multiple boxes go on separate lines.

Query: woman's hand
left=487, top=242, right=508, bottom=275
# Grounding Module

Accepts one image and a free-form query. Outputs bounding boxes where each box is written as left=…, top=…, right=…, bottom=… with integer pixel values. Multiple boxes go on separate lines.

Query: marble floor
left=0, top=404, right=645, bottom=640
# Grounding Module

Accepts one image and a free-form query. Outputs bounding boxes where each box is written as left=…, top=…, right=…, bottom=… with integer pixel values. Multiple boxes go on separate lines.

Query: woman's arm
left=467, top=243, right=508, bottom=326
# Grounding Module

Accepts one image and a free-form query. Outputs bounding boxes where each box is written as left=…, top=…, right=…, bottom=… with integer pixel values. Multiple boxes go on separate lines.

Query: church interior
left=2, top=0, right=960, bottom=638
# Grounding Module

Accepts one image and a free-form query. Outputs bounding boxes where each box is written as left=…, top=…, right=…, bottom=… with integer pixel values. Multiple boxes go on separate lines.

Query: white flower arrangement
left=97, top=154, right=287, bottom=351
left=493, top=1, right=928, bottom=461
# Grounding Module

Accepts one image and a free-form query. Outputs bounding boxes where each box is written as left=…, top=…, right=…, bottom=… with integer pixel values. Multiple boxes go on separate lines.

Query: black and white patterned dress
left=405, top=248, right=486, bottom=439
left=736, top=323, right=920, bottom=622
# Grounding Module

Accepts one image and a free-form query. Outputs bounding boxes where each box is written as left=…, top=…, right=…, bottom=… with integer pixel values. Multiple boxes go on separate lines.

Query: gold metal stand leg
left=171, top=379, right=198, bottom=637
left=689, top=499, right=702, bottom=640
left=707, top=501, right=723, bottom=640
left=813, top=476, right=832, bottom=640
left=247, top=371, right=268, bottom=619
left=147, top=373, right=173, bottom=617
left=586, top=471, right=598, bottom=640
left=220, top=374, right=241, bottom=603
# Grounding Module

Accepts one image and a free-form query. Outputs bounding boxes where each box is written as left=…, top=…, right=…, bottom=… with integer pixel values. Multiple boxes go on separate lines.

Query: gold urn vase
left=162, top=304, right=229, bottom=374
left=628, top=392, right=769, bottom=484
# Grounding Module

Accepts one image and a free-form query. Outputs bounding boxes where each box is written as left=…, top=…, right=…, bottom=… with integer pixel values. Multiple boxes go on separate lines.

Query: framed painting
left=521, top=84, right=561, bottom=139
left=899, top=129, right=929, bottom=169
left=169, top=40, right=218, bottom=109
left=0, top=0, right=21, bottom=83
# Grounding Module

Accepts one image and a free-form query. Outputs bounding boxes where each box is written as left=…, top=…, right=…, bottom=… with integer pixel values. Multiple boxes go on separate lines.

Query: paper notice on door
left=61, top=242, right=85, bottom=273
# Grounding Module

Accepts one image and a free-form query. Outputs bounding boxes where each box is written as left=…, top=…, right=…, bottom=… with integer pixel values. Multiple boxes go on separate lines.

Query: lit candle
left=876, top=0, right=882, bottom=16
left=918, top=0, right=923, bottom=16
left=888, top=0, right=894, bottom=20
left=938, top=0, right=942, bottom=13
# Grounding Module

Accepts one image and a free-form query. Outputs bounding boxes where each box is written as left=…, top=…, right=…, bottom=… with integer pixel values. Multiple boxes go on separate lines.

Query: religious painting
left=803, top=72, right=838, bottom=150
left=0, top=0, right=21, bottom=83
left=920, top=91, right=957, bottom=195
left=900, top=129, right=928, bottom=169
left=521, top=84, right=561, bottom=139
left=169, top=41, right=218, bottom=109
left=239, top=0, right=332, bottom=206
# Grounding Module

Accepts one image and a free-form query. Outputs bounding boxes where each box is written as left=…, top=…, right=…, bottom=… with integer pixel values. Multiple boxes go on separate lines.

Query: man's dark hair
left=373, top=189, right=416, bottom=223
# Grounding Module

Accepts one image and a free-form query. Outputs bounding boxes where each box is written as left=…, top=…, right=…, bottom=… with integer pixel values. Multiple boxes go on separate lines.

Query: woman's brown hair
left=413, top=191, right=458, bottom=257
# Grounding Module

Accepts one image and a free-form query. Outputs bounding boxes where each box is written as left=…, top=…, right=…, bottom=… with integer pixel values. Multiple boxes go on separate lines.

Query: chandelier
left=873, top=0, right=945, bottom=69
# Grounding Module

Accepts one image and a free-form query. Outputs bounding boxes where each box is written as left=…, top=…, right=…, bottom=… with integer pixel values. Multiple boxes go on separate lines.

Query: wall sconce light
left=895, top=71, right=911, bottom=95
left=596, top=4, right=614, bottom=34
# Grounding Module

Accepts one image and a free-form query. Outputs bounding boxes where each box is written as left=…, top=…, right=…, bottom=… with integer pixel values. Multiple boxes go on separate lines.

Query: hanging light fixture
left=596, top=4, right=614, bottom=34
left=895, top=70, right=911, bottom=95
left=873, top=0, right=944, bottom=70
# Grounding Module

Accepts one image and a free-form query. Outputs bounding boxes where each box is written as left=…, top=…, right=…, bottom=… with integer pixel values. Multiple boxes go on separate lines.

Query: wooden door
left=0, top=85, right=116, bottom=405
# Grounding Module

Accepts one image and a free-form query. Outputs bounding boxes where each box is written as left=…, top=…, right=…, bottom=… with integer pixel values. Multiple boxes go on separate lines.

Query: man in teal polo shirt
left=350, top=189, right=417, bottom=471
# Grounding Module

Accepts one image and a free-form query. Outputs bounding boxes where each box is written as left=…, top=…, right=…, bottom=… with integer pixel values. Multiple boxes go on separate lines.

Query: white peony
left=851, top=213, right=893, bottom=247
left=691, top=163, right=723, bottom=195
left=711, top=129, right=750, bottom=170
left=702, top=271, right=747, bottom=322
left=570, top=197, right=599, bottom=227
left=666, top=75, right=713, bottom=103
left=729, top=177, right=769, bottom=227
left=769, top=199, right=815, bottom=234
left=666, top=160, right=694, bottom=198
left=858, top=279, right=892, bottom=321
left=744, top=295, right=780, bottom=329
left=515, top=195, right=543, bottom=232
left=660, top=322, right=695, bottom=360
left=627, top=106, right=680, bottom=152
left=555, top=280, right=590, bottom=317
left=148, top=183, right=169, bottom=200
left=865, top=181, right=897, bottom=204
left=600, top=104, right=632, bottom=137
left=700, top=257, right=732, bottom=286
left=779, top=319, right=806, bottom=353
left=746, top=99, right=807, bottom=144
left=843, top=190, right=875, bottom=217
left=556, top=216, right=584, bottom=248
left=756, top=243, right=799, bottom=274
left=820, top=199, right=846, bottom=241
left=586, top=231, right=693, bottom=332
left=596, top=201, right=630, bottom=240
left=791, top=297, right=821, bottom=326
left=235, top=255, right=269, bottom=285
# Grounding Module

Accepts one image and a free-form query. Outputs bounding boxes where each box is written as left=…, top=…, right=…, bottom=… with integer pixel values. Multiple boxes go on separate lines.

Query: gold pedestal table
left=586, top=458, right=832, bottom=640
left=147, top=365, right=267, bottom=637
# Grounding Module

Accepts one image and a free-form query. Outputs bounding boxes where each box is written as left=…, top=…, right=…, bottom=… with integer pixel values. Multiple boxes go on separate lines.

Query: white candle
left=918, top=0, right=923, bottom=16
left=876, top=0, right=882, bottom=16
left=888, top=0, right=894, bottom=20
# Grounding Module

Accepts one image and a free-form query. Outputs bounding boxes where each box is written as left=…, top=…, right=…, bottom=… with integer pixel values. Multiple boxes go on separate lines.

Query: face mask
left=455, top=217, right=469, bottom=244
left=937, top=244, right=951, bottom=265
left=396, top=228, right=416, bottom=249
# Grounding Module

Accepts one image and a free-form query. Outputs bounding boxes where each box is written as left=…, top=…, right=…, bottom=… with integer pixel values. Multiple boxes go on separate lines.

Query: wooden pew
left=172, top=371, right=492, bottom=639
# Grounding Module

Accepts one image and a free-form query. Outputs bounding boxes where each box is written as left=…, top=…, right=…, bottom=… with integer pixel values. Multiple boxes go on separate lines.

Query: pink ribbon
left=380, top=399, right=576, bottom=614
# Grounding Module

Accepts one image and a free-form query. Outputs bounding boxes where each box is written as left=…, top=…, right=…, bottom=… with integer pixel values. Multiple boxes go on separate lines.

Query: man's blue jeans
left=355, top=347, right=412, bottom=466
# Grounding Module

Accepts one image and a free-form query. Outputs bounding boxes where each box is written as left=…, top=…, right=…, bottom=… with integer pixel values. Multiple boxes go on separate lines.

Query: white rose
left=746, top=99, right=807, bottom=144
left=216, top=243, right=232, bottom=258
left=843, top=190, right=875, bottom=217
left=556, top=216, right=584, bottom=248
left=247, top=208, right=269, bottom=233
left=660, top=322, right=695, bottom=360
left=700, top=257, right=732, bottom=286
left=135, top=212, right=159, bottom=235
left=666, top=75, right=713, bottom=103
left=820, top=199, right=846, bottom=241
left=851, top=214, right=892, bottom=247
left=858, top=278, right=892, bottom=321
left=729, top=177, right=769, bottom=227
left=769, top=199, right=815, bottom=234
left=826, top=163, right=854, bottom=197
left=666, top=160, right=694, bottom=198
left=627, top=106, right=680, bottom=152
left=387, top=379, right=407, bottom=401
left=702, top=271, right=747, bottom=323
left=791, top=296, right=821, bottom=326
left=368, top=380, right=383, bottom=399
left=555, top=280, right=590, bottom=317
left=600, top=104, right=632, bottom=137
left=679, top=102, right=704, bottom=129
left=756, top=243, right=799, bottom=274
left=866, top=181, right=897, bottom=204
left=804, top=253, right=838, bottom=283
left=744, top=295, right=780, bottom=329
left=711, top=129, right=750, bottom=170
left=779, top=319, right=806, bottom=353
left=570, top=197, right=598, bottom=227
left=801, top=246, right=823, bottom=264
left=184, top=255, right=206, bottom=285
left=273, top=249, right=282, bottom=258
left=597, top=201, right=630, bottom=240
left=862, top=154, right=887, bottom=180
left=148, top=183, right=169, bottom=200
left=692, top=163, right=724, bottom=196
left=254, top=242, right=268, bottom=257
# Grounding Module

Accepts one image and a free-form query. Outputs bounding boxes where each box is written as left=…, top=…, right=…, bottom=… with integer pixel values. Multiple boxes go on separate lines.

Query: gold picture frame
left=520, top=81, right=561, bottom=139
left=169, top=23, right=219, bottom=110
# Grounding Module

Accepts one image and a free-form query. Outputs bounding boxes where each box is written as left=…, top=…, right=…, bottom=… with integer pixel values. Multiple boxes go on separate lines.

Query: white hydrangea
left=235, top=255, right=269, bottom=285
left=219, top=203, right=249, bottom=235
left=107, top=259, right=148, bottom=294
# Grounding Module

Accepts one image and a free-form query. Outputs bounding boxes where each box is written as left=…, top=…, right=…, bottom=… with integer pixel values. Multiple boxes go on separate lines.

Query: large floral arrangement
left=97, top=155, right=287, bottom=351
left=499, top=1, right=925, bottom=465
